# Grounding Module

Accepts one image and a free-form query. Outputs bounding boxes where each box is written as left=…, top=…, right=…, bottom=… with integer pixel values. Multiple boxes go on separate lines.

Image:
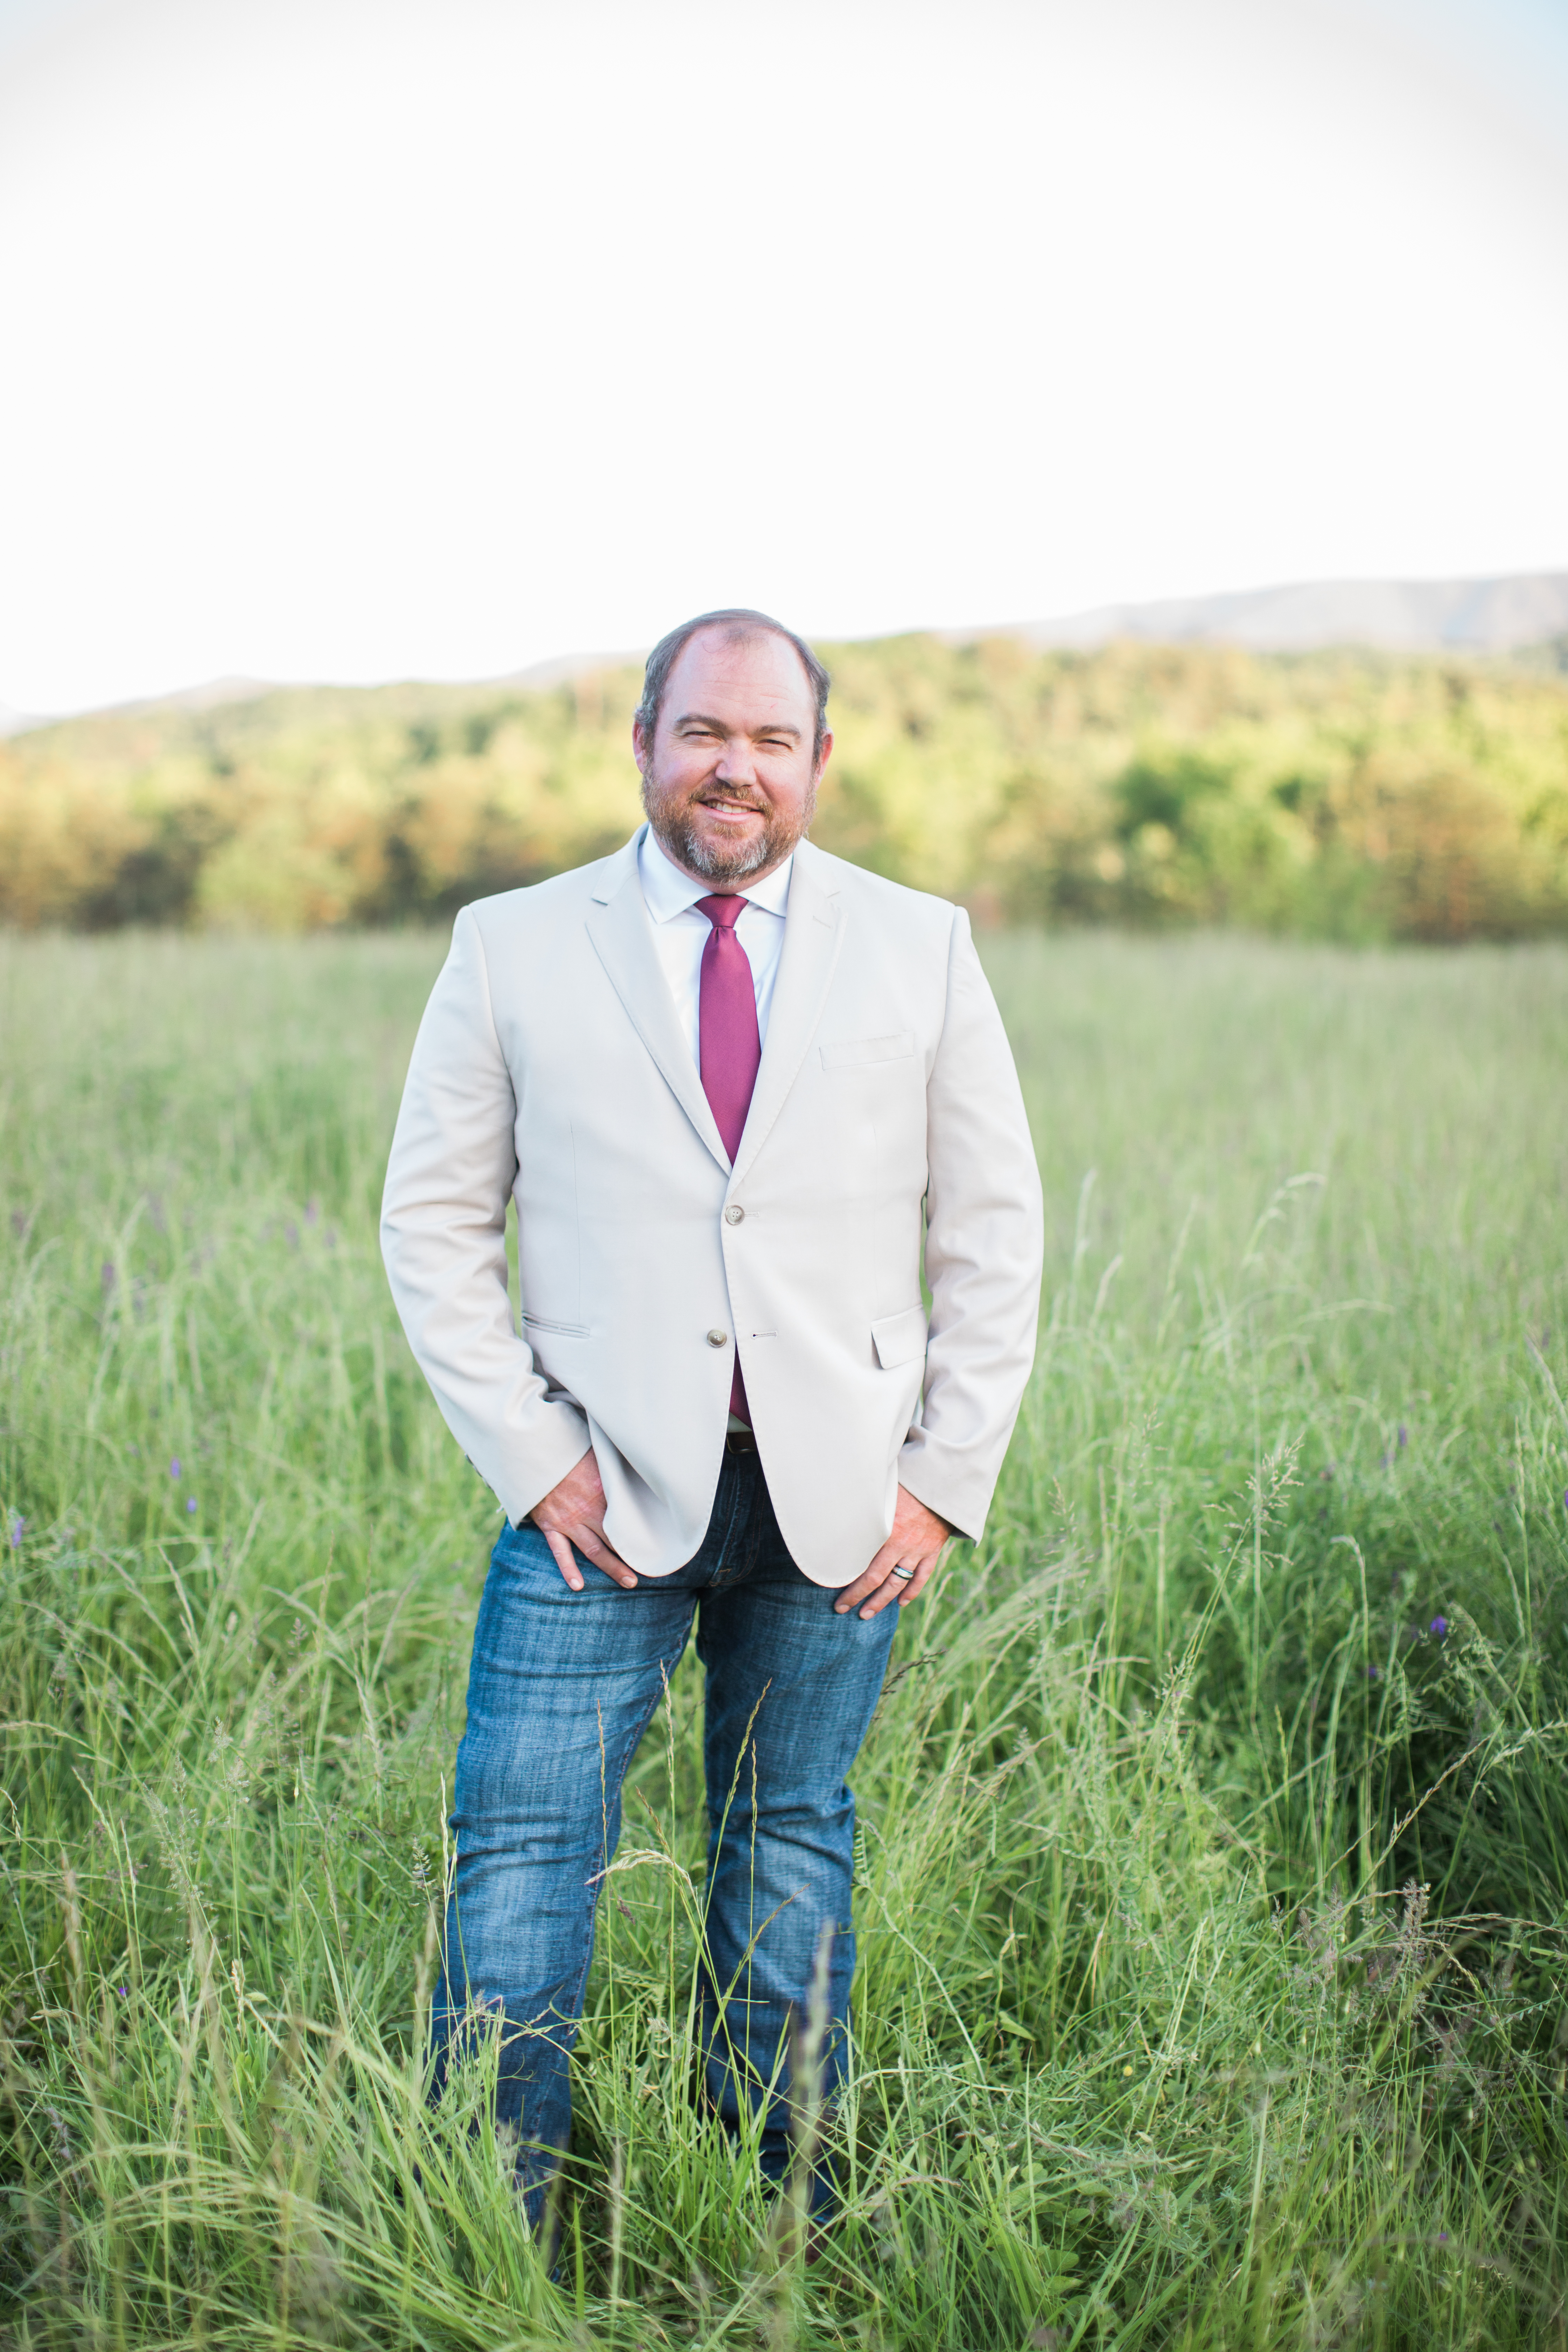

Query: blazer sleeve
left=380, top=905, right=593, bottom=1525
left=896, top=908, right=1044, bottom=1542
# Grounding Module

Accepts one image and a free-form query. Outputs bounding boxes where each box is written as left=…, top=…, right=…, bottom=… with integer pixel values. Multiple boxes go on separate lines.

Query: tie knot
left=696, top=894, right=746, bottom=934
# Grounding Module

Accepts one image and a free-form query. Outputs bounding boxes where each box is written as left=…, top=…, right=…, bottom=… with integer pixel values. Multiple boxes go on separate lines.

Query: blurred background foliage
left=4, top=634, right=1567, bottom=941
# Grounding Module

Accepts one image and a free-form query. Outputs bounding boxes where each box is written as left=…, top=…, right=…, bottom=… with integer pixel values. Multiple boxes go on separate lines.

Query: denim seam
left=705, top=1455, right=769, bottom=1591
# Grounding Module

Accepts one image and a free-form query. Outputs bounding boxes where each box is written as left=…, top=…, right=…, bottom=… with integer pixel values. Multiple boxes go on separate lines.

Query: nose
left=713, top=736, right=759, bottom=790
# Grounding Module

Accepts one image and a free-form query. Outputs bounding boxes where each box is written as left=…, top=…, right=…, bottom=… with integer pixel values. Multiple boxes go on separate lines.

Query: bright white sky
left=2, top=0, right=1566, bottom=716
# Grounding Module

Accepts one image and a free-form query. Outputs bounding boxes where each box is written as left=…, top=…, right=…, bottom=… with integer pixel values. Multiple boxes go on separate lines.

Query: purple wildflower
left=1398, top=1425, right=1408, bottom=1449
left=1429, top=1616, right=1448, bottom=1638
left=186, top=1497, right=197, bottom=1514
left=101, top=1261, right=117, bottom=1293
left=169, top=1458, right=181, bottom=1479
left=9, top=1516, right=24, bottom=1550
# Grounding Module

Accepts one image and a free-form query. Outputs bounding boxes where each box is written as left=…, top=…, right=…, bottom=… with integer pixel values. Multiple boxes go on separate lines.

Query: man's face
left=634, top=626, right=832, bottom=887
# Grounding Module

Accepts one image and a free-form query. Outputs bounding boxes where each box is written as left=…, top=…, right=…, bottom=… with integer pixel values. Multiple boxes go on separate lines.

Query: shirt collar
left=638, top=822, right=793, bottom=925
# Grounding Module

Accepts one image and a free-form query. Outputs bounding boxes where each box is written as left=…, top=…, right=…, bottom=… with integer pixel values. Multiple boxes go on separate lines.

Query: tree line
left=3, top=634, right=1566, bottom=939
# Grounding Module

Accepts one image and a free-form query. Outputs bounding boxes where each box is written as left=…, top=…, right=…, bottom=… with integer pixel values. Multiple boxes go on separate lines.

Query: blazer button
left=706, top=1327, right=729, bottom=1348
left=724, top=1205, right=745, bottom=1225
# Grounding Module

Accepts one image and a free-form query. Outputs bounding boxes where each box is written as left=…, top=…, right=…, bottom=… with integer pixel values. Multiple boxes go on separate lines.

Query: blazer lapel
left=732, top=840, right=845, bottom=1188
left=586, top=832, right=731, bottom=1175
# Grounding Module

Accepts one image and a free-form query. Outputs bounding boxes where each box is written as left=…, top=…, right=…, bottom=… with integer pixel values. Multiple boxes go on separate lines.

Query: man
left=380, top=608, right=1043, bottom=2225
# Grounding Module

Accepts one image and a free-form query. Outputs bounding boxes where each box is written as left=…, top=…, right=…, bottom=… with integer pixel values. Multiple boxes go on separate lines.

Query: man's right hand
left=528, top=1449, right=638, bottom=1591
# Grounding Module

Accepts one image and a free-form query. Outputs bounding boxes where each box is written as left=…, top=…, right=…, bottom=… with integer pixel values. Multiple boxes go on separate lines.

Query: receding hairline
left=660, top=620, right=818, bottom=702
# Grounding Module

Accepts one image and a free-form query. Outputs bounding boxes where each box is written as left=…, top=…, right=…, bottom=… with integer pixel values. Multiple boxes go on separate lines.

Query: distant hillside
left=2, top=634, right=1567, bottom=941
left=7, top=572, right=1567, bottom=743
left=996, top=571, right=1568, bottom=654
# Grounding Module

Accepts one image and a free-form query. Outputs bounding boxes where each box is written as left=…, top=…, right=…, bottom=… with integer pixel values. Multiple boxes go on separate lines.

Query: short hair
left=635, top=609, right=832, bottom=765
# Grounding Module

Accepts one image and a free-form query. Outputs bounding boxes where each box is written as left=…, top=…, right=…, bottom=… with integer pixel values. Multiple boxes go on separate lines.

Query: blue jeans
left=435, top=1443, right=898, bottom=2222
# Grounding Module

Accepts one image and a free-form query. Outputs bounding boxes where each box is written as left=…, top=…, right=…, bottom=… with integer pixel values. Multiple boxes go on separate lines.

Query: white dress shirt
left=637, top=824, right=793, bottom=1069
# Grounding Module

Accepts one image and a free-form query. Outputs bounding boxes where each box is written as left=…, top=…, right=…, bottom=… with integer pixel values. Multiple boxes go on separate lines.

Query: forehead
left=662, top=628, right=815, bottom=729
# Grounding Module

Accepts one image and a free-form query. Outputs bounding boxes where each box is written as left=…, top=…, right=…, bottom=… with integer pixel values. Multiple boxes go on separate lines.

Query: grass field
left=1, top=925, right=1566, bottom=2350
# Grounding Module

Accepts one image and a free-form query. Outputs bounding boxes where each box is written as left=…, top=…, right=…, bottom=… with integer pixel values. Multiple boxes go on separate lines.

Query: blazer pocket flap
left=523, top=1313, right=590, bottom=1339
left=871, top=1303, right=929, bottom=1370
left=820, top=1030, right=915, bottom=1071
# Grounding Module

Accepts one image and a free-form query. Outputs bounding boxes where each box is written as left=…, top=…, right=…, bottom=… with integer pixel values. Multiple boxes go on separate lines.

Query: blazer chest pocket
left=820, top=1030, right=915, bottom=1071
left=871, top=1303, right=928, bottom=1369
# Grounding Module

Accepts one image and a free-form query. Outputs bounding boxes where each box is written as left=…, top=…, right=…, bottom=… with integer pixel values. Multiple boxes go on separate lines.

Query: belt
left=724, top=1428, right=757, bottom=1457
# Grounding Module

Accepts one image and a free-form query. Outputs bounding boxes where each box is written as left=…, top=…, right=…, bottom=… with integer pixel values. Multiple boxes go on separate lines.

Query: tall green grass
left=1, top=927, right=1565, bottom=2348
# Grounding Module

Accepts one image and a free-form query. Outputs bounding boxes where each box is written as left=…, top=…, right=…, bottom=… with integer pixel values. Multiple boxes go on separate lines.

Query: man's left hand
left=834, top=1485, right=954, bottom=1621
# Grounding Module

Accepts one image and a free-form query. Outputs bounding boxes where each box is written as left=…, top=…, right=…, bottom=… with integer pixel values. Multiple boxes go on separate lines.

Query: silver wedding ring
left=891, top=1564, right=916, bottom=1581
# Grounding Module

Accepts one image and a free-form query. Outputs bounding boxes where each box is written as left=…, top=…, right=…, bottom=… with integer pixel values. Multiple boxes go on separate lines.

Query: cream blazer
left=380, top=829, right=1043, bottom=1586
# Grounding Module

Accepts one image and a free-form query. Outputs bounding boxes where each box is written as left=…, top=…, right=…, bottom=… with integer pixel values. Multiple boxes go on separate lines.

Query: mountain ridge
left=5, top=572, right=1565, bottom=738
left=995, top=569, right=1568, bottom=654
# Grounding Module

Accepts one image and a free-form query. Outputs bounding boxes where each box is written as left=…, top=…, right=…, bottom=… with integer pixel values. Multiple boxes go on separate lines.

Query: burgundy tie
left=696, top=893, right=761, bottom=1424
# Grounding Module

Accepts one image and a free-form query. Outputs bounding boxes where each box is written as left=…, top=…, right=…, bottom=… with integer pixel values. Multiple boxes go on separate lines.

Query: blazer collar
left=584, top=828, right=845, bottom=1185
left=585, top=829, right=730, bottom=1173
left=730, top=836, right=844, bottom=1189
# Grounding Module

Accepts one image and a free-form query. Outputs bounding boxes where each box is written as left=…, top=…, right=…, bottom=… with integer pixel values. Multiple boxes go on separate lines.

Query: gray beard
left=642, top=785, right=814, bottom=885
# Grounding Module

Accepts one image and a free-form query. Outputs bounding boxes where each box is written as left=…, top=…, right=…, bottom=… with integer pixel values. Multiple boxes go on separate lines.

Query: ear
left=632, top=715, right=651, bottom=776
left=814, top=727, right=834, bottom=781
